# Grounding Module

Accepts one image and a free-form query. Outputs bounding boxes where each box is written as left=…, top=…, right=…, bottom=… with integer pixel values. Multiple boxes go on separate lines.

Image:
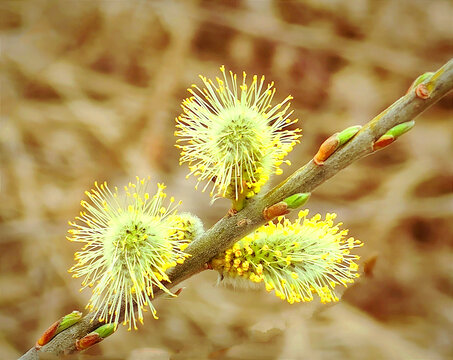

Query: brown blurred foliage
left=1, top=0, right=452, bottom=359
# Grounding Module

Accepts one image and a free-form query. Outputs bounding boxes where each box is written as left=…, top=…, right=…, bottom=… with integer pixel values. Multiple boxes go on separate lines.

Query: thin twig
left=20, top=58, right=453, bottom=360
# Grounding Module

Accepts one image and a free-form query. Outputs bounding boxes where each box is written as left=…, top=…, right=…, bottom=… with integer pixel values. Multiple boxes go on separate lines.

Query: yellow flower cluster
left=212, top=210, right=362, bottom=304
left=175, top=66, right=301, bottom=203
left=68, top=177, right=192, bottom=330
left=166, top=212, right=205, bottom=250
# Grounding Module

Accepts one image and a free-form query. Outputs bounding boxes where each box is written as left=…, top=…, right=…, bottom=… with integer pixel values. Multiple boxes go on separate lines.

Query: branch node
left=76, top=323, right=115, bottom=351
left=415, top=83, right=430, bottom=99
left=237, top=218, right=252, bottom=227
left=406, top=71, right=434, bottom=94
left=373, top=120, right=416, bottom=151
left=35, top=311, right=82, bottom=348
left=227, top=208, right=238, bottom=217
left=313, top=125, right=361, bottom=165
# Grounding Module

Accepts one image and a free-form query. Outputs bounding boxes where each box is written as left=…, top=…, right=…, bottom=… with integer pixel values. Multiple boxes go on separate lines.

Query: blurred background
left=1, top=0, right=452, bottom=359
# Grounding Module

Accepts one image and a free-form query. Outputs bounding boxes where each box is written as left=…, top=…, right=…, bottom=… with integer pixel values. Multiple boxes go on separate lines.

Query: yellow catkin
left=175, top=66, right=301, bottom=201
left=211, top=210, right=363, bottom=304
left=68, top=177, right=194, bottom=330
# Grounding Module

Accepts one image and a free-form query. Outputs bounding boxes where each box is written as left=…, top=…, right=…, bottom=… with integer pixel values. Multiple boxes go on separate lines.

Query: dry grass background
left=1, top=0, right=453, bottom=359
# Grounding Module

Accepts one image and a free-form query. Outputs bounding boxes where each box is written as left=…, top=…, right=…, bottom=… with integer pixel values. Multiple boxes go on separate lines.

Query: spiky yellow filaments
left=175, top=66, right=301, bottom=203
left=166, top=212, right=204, bottom=249
left=212, top=210, right=363, bottom=304
left=67, top=177, right=191, bottom=330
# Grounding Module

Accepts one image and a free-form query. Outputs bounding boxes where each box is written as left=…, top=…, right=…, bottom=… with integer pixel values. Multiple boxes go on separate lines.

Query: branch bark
left=20, top=58, right=453, bottom=360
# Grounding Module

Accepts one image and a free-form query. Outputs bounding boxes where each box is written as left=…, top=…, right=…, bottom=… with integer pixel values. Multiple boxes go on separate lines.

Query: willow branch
left=20, top=58, right=453, bottom=360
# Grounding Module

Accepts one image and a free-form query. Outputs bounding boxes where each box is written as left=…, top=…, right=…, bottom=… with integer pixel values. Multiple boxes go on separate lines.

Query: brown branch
left=19, top=58, right=453, bottom=360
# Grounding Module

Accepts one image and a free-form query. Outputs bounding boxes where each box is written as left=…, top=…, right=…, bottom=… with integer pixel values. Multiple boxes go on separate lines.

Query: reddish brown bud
left=35, top=311, right=82, bottom=349
left=313, top=134, right=340, bottom=166
left=372, top=134, right=395, bottom=151
left=263, top=202, right=289, bottom=221
left=36, top=320, right=60, bottom=348
left=75, top=333, right=103, bottom=351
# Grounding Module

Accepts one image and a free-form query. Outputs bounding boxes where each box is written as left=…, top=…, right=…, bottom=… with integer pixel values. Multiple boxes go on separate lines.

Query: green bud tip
left=283, top=193, right=311, bottom=209
left=56, top=311, right=82, bottom=334
left=338, top=125, right=362, bottom=146
left=384, top=120, right=415, bottom=138
left=411, top=72, right=434, bottom=89
left=93, top=323, right=116, bottom=339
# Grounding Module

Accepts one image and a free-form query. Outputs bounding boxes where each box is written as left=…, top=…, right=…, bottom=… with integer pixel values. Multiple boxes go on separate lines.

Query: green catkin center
left=103, top=213, right=168, bottom=271
left=211, top=106, right=271, bottom=161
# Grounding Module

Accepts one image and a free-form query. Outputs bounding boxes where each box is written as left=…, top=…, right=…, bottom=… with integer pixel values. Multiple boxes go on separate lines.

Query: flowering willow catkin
left=211, top=210, right=362, bottom=304
left=175, top=66, right=301, bottom=206
left=68, top=177, right=192, bottom=330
